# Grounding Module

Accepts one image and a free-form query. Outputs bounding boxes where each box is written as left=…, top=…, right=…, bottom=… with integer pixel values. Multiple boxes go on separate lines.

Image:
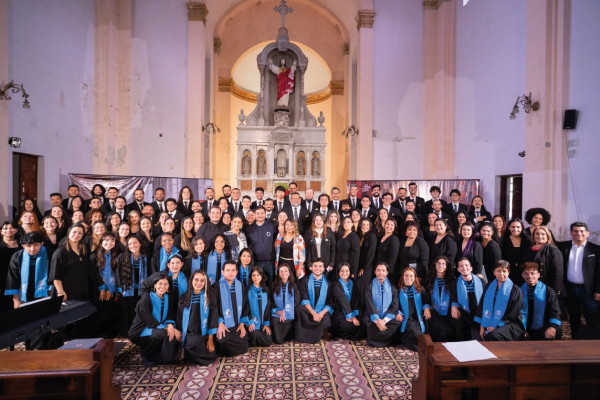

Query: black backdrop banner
left=347, top=179, right=481, bottom=206
left=69, top=174, right=213, bottom=202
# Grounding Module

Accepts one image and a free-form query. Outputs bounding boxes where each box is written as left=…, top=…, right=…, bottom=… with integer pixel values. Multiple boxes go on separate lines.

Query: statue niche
left=257, top=150, right=266, bottom=177
left=296, top=151, right=306, bottom=176
left=242, top=150, right=252, bottom=176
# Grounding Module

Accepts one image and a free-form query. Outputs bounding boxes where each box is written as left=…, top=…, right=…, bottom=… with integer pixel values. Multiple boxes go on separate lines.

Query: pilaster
left=0, top=0, right=10, bottom=220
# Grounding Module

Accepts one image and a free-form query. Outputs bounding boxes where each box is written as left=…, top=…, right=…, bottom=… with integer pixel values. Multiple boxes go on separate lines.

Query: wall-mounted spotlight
left=202, top=123, right=221, bottom=134
left=509, top=92, right=539, bottom=120
left=8, top=137, right=21, bottom=148
left=0, top=81, right=31, bottom=109
left=341, top=125, right=359, bottom=138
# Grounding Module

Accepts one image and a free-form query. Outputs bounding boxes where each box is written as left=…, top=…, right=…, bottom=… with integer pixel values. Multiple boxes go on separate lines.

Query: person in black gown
left=296, top=259, right=333, bottom=343
left=270, top=263, right=300, bottom=344
left=377, top=219, right=401, bottom=284
left=475, top=260, right=524, bottom=341
left=246, top=266, right=273, bottom=347
left=398, top=221, right=429, bottom=281
left=501, top=218, right=531, bottom=286
left=362, top=262, right=400, bottom=348
left=520, top=262, right=562, bottom=340
left=303, top=213, right=336, bottom=279
left=423, top=256, right=456, bottom=342
left=128, top=273, right=181, bottom=366
left=479, top=222, right=502, bottom=280
left=335, top=217, right=360, bottom=280
left=520, top=226, right=564, bottom=297
left=455, top=222, right=485, bottom=279
left=453, top=258, right=485, bottom=340
left=428, top=218, right=457, bottom=267
left=215, top=260, right=250, bottom=356
left=0, top=221, right=21, bottom=313
left=177, top=270, right=219, bottom=365
left=356, top=219, right=377, bottom=306
left=395, top=267, right=431, bottom=351
left=329, top=262, right=362, bottom=340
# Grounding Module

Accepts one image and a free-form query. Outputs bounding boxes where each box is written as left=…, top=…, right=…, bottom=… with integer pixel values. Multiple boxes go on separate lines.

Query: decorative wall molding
left=356, top=10, right=376, bottom=30
left=423, top=0, right=450, bottom=10
left=221, top=78, right=336, bottom=105
left=214, top=37, right=222, bottom=55
left=187, top=2, right=208, bottom=24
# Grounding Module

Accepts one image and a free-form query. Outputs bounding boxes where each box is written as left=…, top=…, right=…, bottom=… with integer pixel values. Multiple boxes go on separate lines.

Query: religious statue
left=277, top=149, right=287, bottom=177
left=269, top=58, right=297, bottom=108
left=296, top=152, right=305, bottom=176
left=311, top=152, right=320, bottom=176
left=242, top=152, right=251, bottom=176
left=257, top=150, right=266, bottom=176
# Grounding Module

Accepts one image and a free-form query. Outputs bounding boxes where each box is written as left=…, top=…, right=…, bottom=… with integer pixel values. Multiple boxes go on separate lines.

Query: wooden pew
left=412, top=334, right=600, bottom=400
left=0, top=339, right=121, bottom=400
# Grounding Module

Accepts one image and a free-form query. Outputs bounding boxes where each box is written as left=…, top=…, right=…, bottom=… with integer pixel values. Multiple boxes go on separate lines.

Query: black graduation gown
left=335, top=232, right=361, bottom=277
left=247, top=286, right=273, bottom=347
left=303, top=228, right=336, bottom=276
left=6, top=249, right=53, bottom=306
left=49, top=247, right=104, bottom=301
left=0, top=243, right=20, bottom=312
left=398, top=237, right=430, bottom=281
left=451, top=277, right=483, bottom=341
left=88, top=252, right=120, bottom=337
left=456, top=238, right=484, bottom=277
left=427, top=280, right=457, bottom=342
left=128, top=292, right=178, bottom=365
left=270, top=284, right=301, bottom=344
left=481, top=240, right=502, bottom=281
left=521, top=245, right=564, bottom=296
left=329, top=280, right=362, bottom=340
left=377, top=235, right=401, bottom=283
left=475, top=282, right=524, bottom=341
left=362, top=281, right=400, bottom=348
left=214, top=280, right=250, bottom=356
left=396, top=287, right=430, bottom=351
left=523, top=283, right=562, bottom=340
left=501, top=235, right=531, bottom=286
left=296, top=275, right=333, bottom=343
left=116, top=252, right=148, bottom=337
left=429, top=235, right=457, bottom=266
left=140, top=271, right=186, bottom=300
left=176, top=295, right=219, bottom=365
left=356, top=233, right=377, bottom=306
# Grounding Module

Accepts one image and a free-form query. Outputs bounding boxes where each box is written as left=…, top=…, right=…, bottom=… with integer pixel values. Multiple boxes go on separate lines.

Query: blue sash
left=159, top=246, right=179, bottom=272
left=190, top=255, right=203, bottom=274
left=122, top=254, right=147, bottom=297
left=168, top=271, right=188, bottom=299
left=219, top=278, right=245, bottom=328
left=141, top=292, right=170, bottom=337
left=19, top=247, right=49, bottom=302
left=273, top=283, right=295, bottom=320
left=181, top=291, right=217, bottom=348
left=456, top=275, right=483, bottom=313
left=480, top=279, right=513, bottom=329
left=304, top=274, right=329, bottom=314
left=248, top=285, right=269, bottom=329
left=338, top=278, right=358, bottom=319
left=101, top=253, right=117, bottom=294
left=238, top=265, right=251, bottom=287
left=371, top=278, right=392, bottom=320
left=521, top=281, right=548, bottom=331
left=399, top=286, right=425, bottom=333
left=431, top=278, right=450, bottom=316
left=206, top=251, right=222, bottom=284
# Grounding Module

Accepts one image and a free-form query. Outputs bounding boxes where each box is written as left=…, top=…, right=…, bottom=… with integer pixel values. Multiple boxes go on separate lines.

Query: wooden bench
left=412, top=334, right=600, bottom=400
left=0, top=339, right=121, bottom=400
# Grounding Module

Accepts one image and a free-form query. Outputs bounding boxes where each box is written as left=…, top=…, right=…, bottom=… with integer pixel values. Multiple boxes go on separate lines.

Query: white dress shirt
left=567, top=242, right=586, bottom=284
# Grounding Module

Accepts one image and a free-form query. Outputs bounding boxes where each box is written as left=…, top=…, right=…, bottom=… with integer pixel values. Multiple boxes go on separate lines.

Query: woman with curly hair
left=523, top=207, right=556, bottom=242
left=423, top=256, right=457, bottom=342
left=275, top=219, right=306, bottom=279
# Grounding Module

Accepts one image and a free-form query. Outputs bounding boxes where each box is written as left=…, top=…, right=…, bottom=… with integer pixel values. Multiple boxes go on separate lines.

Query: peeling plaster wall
left=8, top=0, right=95, bottom=211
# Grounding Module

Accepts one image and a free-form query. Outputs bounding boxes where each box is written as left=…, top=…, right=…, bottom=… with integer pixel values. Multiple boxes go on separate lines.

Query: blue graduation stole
left=456, top=275, right=483, bottom=313
left=273, top=283, right=295, bottom=320
left=159, top=246, right=179, bottom=271
left=141, top=292, right=170, bottom=337
left=101, top=253, right=117, bottom=294
left=399, top=286, right=425, bottom=333
left=206, top=251, right=222, bottom=284
left=248, top=285, right=268, bottom=329
left=431, top=278, right=450, bottom=316
left=122, top=254, right=148, bottom=297
left=219, top=278, right=244, bottom=328
left=371, top=278, right=392, bottom=321
left=168, top=271, right=188, bottom=299
left=238, top=265, right=251, bottom=287
left=303, top=274, right=329, bottom=314
left=480, top=279, right=513, bottom=329
left=339, top=278, right=358, bottom=319
left=190, top=255, right=203, bottom=274
left=521, top=281, right=551, bottom=331
left=18, top=247, right=49, bottom=302
left=181, top=291, right=217, bottom=348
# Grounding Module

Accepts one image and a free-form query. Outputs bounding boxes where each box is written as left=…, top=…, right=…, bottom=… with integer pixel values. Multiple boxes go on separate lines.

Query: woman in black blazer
left=398, top=221, right=429, bottom=280
left=356, top=218, right=378, bottom=304
left=521, top=225, right=564, bottom=296
left=455, top=222, right=485, bottom=279
left=376, top=218, right=401, bottom=284
left=428, top=218, right=457, bottom=266
left=303, top=214, right=336, bottom=278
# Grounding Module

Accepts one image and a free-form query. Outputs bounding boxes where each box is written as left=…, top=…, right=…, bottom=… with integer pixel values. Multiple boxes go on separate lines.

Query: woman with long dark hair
left=329, top=262, right=362, bottom=340
left=335, top=216, right=360, bottom=279
left=423, top=256, right=457, bottom=342
left=183, top=236, right=206, bottom=278
left=270, top=263, right=300, bottom=344
left=174, top=216, right=195, bottom=258
left=501, top=218, right=531, bottom=286
left=177, top=186, right=195, bottom=217
left=479, top=222, right=502, bottom=280
left=246, top=266, right=273, bottom=347
left=204, top=234, right=231, bottom=285
left=377, top=218, right=401, bottom=284
left=236, top=248, right=254, bottom=287
left=0, top=221, right=23, bottom=313
left=303, top=213, right=336, bottom=278
left=356, top=218, right=377, bottom=301
left=456, top=222, right=485, bottom=279
left=429, top=218, right=457, bottom=265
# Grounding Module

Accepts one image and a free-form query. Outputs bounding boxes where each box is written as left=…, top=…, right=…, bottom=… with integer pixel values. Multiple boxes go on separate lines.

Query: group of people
left=1, top=181, right=598, bottom=366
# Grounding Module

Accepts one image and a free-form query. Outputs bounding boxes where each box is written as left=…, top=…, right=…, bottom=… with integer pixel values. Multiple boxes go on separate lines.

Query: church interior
left=1, top=0, right=600, bottom=399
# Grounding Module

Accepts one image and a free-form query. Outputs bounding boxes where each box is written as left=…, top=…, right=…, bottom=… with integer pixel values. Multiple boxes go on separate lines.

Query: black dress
left=502, top=235, right=531, bottom=286
left=296, top=275, right=333, bottom=343
left=247, top=285, right=273, bottom=347
left=481, top=240, right=502, bottom=281
left=329, top=279, right=362, bottom=340
left=176, top=293, right=219, bottom=365
left=396, top=287, right=430, bottom=351
left=117, top=252, right=149, bottom=337
left=456, top=238, right=484, bottom=277
left=398, top=237, right=429, bottom=281
left=49, top=247, right=104, bottom=301
left=427, top=278, right=457, bottom=342
left=362, top=280, right=400, bottom=348
left=88, top=252, right=120, bottom=338
left=270, top=284, right=301, bottom=344
left=376, top=235, right=401, bottom=283
left=355, top=233, right=377, bottom=306
left=429, top=235, right=457, bottom=266
left=0, top=242, right=21, bottom=313
left=335, top=232, right=361, bottom=278
left=214, top=280, right=250, bottom=356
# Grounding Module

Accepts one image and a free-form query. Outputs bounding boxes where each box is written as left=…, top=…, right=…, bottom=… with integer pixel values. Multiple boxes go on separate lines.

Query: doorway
left=499, top=175, right=523, bottom=220
left=12, top=153, right=39, bottom=217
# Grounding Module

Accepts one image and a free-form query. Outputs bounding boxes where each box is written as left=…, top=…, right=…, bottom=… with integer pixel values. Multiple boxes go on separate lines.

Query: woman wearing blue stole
left=204, top=234, right=232, bottom=285
left=329, top=262, right=362, bottom=340
left=177, top=270, right=219, bottom=365
left=270, top=263, right=300, bottom=344
left=453, top=258, right=485, bottom=341
left=89, top=232, right=121, bottom=337
left=363, top=262, right=400, bottom=347
left=5, top=232, right=51, bottom=309
left=296, top=258, right=333, bottom=343
left=395, top=267, right=431, bottom=351
left=246, top=266, right=273, bottom=347
left=117, top=236, right=150, bottom=337
left=128, top=273, right=181, bottom=367
left=236, top=248, right=254, bottom=288
left=183, top=237, right=206, bottom=278
left=150, top=232, right=179, bottom=273
left=475, top=260, right=524, bottom=341
left=423, top=256, right=457, bottom=342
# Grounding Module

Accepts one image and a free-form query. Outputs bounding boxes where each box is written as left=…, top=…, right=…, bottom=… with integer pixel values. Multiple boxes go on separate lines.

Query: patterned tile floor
left=112, top=339, right=419, bottom=400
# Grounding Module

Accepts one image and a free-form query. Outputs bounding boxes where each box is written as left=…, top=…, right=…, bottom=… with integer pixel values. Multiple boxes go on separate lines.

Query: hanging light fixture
left=509, top=92, right=539, bottom=120
left=0, top=81, right=31, bottom=109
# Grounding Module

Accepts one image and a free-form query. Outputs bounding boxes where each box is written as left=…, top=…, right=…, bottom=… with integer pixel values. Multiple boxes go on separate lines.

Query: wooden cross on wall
left=273, top=0, right=293, bottom=28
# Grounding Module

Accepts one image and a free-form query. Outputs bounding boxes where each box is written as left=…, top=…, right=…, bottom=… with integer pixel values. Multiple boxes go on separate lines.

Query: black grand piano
left=0, top=296, right=96, bottom=350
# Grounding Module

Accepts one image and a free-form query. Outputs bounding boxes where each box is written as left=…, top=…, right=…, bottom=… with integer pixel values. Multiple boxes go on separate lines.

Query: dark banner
left=347, top=179, right=481, bottom=205
left=69, top=174, right=213, bottom=202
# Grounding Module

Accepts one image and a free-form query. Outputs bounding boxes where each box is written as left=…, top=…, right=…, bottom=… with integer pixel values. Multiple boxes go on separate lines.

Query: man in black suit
left=302, top=188, right=318, bottom=213
left=165, top=198, right=183, bottom=228
left=430, top=199, right=453, bottom=230
left=251, top=187, right=266, bottom=209
left=285, top=192, right=311, bottom=233
left=559, top=221, right=600, bottom=338
left=86, top=184, right=107, bottom=213
left=128, top=188, right=150, bottom=213
left=235, top=196, right=253, bottom=223
left=444, top=189, right=467, bottom=225
left=288, top=182, right=303, bottom=203
left=408, top=182, right=426, bottom=217
left=273, top=186, right=290, bottom=213
left=424, top=186, right=448, bottom=215
left=44, top=192, right=63, bottom=217
left=62, top=184, right=80, bottom=210
left=142, top=204, right=156, bottom=225
left=113, top=196, right=129, bottom=221
left=358, top=196, right=377, bottom=223
left=346, top=184, right=360, bottom=210
left=370, top=184, right=382, bottom=210
left=102, top=187, right=120, bottom=215
left=392, top=187, right=409, bottom=217
left=381, top=192, right=403, bottom=227
left=312, top=193, right=330, bottom=220
left=149, top=187, right=167, bottom=215
left=264, top=198, right=278, bottom=224
left=221, top=184, right=232, bottom=203
left=200, top=187, right=216, bottom=219
left=405, top=200, right=425, bottom=228
left=228, top=188, right=243, bottom=215
left=467, top=196, right=492, bottom=224
left=328, top=187, right=342, bottom=213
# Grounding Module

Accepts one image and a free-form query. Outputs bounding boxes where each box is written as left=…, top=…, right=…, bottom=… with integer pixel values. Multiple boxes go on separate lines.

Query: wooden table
left=412, top=334, right=600, bottom=400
